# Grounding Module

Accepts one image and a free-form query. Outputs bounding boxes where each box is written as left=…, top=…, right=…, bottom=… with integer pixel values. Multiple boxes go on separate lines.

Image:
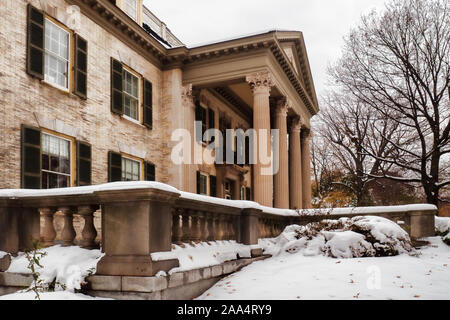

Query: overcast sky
left=143, top=0, right=388, bottom=97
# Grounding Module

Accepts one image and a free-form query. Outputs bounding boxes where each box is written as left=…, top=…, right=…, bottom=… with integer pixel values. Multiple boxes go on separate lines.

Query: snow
left=436, top=217, right=450, bottom=234
left=6, top=245, right=104, bottom=292
left=0, top=181, right=436, bottom=218
left=197, top=237, right=450, bottom=300
left=0, top=251, right=7, bottom=259
left=151, top=241, right=252, bottom=274
left=0, top=181, right=179, bottom=198
left=260, top=216, right=414, bottom=258
left=0, top=291, right=110, bottom=300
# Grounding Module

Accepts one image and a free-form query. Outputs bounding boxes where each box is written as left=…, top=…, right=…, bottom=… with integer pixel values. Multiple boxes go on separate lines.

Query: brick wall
left=0, top=0, right=171, bottom=188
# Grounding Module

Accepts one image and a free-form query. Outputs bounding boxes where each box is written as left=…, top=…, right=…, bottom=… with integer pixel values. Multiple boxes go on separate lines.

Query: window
left=240, top=186, right=245, bottom=200
left=121, top=156, right=141, bottom=181
left=199, top=173, right=208, bottom=195
left=41, top=133, right=71, bottom=189
left=124, top=0, right=138, bottom=21
left=44, top=19, right=70, bottom=91
left=123, top=69, right=140, bottom=121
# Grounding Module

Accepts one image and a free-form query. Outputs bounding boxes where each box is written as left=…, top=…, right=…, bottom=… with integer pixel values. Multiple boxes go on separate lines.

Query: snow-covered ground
left=198, top=237, right=450, bottom=300
left=0, top=291, right=110, bottom=300
left=198, top=216, right=450, bottom=300
left=152, top=241, right=253, bottom=274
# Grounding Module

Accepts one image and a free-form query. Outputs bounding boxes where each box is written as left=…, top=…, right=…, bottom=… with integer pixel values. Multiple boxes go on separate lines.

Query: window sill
left=121, top=115, right=146, bottom=128
left=41, top=80, right=70, bottom=95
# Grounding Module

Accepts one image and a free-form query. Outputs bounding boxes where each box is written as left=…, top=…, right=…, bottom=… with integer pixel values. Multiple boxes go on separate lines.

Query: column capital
left=273, top=96, right=289, bottom=117
left=301, top=127, right=312, bottom=139
left=289, top=116, right=303, bottom=133
left=181, top=84, right=195, bottom=107
left=246, top=72, right=274, bottom=94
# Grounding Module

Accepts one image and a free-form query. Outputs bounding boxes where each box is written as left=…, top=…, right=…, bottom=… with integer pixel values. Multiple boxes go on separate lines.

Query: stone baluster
left=191, top=211, right=202, bottom=243
left=172, top=209, right=184, bottom=244
left=206, top=213, right=215, bottom=242
left=39, top=207, right=57, bottom=247
left=201, top=212, right=210, bottom=242
left=78, top=205, right=99, bottom=249
left=216, top=215, right=226, bottom=241
left=181, top=212, right=191, bottom=244
left=213, top=216, right=221, bottom=242
left=228, top=216, right=235, bottom=240
left=59, top=207, right=76, bottom=247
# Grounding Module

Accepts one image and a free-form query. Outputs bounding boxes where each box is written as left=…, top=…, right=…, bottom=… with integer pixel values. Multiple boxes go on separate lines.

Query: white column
left=246, top=72, right=274, bottom=207
left=289, top=117, right=303, bottom=209
left=273, top=97, right=289, bottom=209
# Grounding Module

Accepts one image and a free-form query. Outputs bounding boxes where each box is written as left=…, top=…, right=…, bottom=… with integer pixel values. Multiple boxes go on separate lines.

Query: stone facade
left=0, top=0, right=320, bottom=209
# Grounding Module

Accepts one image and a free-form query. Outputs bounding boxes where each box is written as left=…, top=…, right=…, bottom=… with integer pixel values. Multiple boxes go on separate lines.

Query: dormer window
left=123, top=0, right=138, bottom=22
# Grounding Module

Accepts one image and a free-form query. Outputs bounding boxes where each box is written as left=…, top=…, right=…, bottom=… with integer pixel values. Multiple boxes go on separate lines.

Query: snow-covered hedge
left=261, top=216, right=415, bottom=259
left=435, top=217, right=450, bottom=245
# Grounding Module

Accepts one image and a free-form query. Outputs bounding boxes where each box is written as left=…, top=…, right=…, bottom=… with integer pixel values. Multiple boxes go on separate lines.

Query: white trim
left=43, top=18, right=71, bottom=92
left=117, top=142, right=147, bottom=159
left=33, top=113, right=79, bottom=138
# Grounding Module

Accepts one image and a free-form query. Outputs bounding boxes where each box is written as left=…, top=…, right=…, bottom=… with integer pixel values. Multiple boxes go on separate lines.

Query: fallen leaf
left=414, top=295, right=420, bottom=298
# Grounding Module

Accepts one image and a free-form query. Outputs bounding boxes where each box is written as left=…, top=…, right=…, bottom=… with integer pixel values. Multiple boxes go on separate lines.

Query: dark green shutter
left=74, top=34, right=88, bottom=99
left=145, top=162, right=156, bottom=181
left=111, top=58, right=124, bottom=115
left=210, top=175, right=217, bottom=197
left=246, top=187, right=251, bottom=201
left=108, top=151, right=122, bottom=182
left=26, top=4, right=45, bottom=79
left=143, top=79, right=153, bottom=129
left=21, top=125, right=41, bottom=189
left=196, top=171, right=201, bottom=194
left=77, top=141, right=91, bottom=186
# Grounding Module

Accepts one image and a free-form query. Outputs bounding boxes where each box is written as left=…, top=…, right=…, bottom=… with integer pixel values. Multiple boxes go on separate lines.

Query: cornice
left=67, top=2, right=318, bottom=115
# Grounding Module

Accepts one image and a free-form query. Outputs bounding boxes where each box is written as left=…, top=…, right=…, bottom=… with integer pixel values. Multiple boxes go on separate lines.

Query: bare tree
left=330, top=0, right=450, bottom=206
left=317, top=91, right=402, bottom=206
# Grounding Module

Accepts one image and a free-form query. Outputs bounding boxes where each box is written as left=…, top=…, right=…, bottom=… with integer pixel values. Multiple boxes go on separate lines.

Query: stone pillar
left=246, top=72, right=274, bottom=207
left=240, top=208, right=262, bottom=257
left=301, top=129, right=312, bottom=209
left=273, top=97, right=290, bottom=209
left=39, top=208, right=57, bottom=247
left=289, top=117, right=303, bottom=209
left=95, top=188, right=180, bottom=277
left=181, top=84, right=197, bottom=194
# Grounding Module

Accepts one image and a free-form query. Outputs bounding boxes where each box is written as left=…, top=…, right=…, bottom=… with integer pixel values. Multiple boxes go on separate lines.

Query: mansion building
left=0, top=0, right=319, bottom=209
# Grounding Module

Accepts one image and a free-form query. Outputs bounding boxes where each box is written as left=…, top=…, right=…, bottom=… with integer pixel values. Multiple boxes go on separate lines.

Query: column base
left=0, top=254, right=11, bottom=272
left=96, top=255, right=179, bottom=277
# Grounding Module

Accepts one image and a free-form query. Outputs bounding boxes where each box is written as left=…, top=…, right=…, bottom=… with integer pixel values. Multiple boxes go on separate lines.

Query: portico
left=166, top=30, right=318, bottom=209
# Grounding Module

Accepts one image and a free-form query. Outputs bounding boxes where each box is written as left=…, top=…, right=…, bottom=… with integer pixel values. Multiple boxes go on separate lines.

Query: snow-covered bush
left=261, top=216, right=415, bottom=259
left=435, top=217, right=450, bottom=245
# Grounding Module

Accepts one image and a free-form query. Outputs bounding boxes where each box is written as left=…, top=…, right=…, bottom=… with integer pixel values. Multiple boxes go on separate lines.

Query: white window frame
left=43, top=18, right=71, bottom=92
left=199, top=172, right=209, bottom=196
left=122, top=68, right=141, bottom=123
left=121, top=155, right=142, bottom=181
left=41, top=132, right=72, bottom=188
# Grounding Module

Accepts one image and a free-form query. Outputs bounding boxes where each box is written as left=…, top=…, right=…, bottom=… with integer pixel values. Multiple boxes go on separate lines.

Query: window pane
left=44, top=19, right=69, bottom=89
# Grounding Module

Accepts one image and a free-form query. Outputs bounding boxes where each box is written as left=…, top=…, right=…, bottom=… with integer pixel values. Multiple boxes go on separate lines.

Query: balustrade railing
left=0, top=183, right=437, bottom=276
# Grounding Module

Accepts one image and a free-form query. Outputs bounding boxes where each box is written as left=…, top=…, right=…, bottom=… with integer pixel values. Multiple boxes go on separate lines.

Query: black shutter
left=26, top=4, right=45, bottom=79
left=196, top=171, right=201, bottom=194
left=202, top=107, right=207, bottom=140
left=108, top=151, right=122, bottom=182
left=74, top=34, right=88, bottom=99
left=21, top=125, right=41, bottom=189
left=143, top=79, right=153, bottom=129
left=246, top=187, right=251, bottom=201
left=77, top=141, right=92, bottom=186
left=111, top=58, right=124, bottom=115
left=208, top=108, right=215, bottom=130
left=195, top=102, right=202, bottom=142
left=210, top=175, right=217, bottom=197
left=144, top=161, right=156, bottom=181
